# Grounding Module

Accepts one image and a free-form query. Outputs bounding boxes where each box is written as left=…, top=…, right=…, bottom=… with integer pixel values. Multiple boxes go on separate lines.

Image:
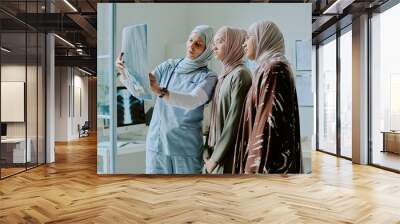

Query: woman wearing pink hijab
left=233, top=21, right=302, bottom=174
left=202, top=26, right=252, bottom=174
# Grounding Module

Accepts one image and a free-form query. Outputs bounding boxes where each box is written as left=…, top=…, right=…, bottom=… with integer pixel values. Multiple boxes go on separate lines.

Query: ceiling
left=0, top=0, right=393, bottom=75
left=0, top=0, right=97, bottom=74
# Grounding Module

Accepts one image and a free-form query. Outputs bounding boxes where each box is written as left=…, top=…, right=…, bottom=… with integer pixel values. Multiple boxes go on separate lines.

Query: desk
left=382, top=131, right=400, bottom=154
left=1, top=138, right=32, bottom=163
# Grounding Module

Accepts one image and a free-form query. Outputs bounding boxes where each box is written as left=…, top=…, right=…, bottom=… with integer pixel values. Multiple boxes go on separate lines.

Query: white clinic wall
left=115, top=3, right=311, bottom=74
left=116, top=4, right=189, bottom=71
left=187, top=4, right=311, bottom=73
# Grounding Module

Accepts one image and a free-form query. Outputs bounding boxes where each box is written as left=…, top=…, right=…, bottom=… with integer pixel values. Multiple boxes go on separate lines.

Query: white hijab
left=176, top=25, right=214, bottom=74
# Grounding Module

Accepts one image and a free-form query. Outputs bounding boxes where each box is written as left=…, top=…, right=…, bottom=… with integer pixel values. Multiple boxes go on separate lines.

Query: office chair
left=79, top=121, right=90, bottom=138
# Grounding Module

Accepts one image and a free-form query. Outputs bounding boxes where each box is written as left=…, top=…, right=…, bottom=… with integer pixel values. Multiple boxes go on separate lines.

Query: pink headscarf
left=213, top=26, right=247, bottom=76
left=207, top=26, right=247, bottom=148
left=247, top=20, right=289, bottom=75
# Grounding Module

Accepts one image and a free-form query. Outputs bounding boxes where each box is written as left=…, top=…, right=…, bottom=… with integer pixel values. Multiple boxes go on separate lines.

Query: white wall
left=1, top=64, right=26, bottom=81
left=46, top=32, right=55, bottom=163
left=72, top=73, right=89, bottom=138
left=54, top=67, right=89, bottom=141
left=187, top=4, right=311, bottom=72
left=1, top=65, right=38, bottom=137
left=116, top=4, right=189, bottom=71
left=116, top=3, right=311, bottom=75
left=352, top=14, right=369, bottom=164
left=55, top=67, right=68, bottom=141
left=1, top=65, right=26, bottom=139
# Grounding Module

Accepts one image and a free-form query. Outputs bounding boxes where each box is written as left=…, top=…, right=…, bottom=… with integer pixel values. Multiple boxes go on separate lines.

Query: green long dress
left=203, top=65, right=252, bottom=174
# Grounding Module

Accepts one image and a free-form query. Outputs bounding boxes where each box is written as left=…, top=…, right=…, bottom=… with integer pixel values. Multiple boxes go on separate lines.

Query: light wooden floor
left=1, top=135, right=400, bottom=224
left=1, top=163, right=44, bottom=178
left=1, top=167, right=26, bottom=178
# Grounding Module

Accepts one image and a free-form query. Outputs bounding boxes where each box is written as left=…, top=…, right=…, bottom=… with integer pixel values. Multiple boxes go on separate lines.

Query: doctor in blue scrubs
left=116, top=25, right=217, bottom=174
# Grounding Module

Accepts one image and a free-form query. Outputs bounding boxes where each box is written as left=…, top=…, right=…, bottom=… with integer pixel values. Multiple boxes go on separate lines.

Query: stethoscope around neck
left=162, top=58, right=184, bottom=90
left=162, top=58, right=207, bottom=90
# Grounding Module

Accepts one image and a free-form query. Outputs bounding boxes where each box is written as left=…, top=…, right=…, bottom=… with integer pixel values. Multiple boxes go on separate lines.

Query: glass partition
left=371, top=4, right=400, bottom=171
left=97, top=4, right=116, bottom=174
left=1, top=30, right=28, bottom=177
left=339, top=27, right=352, bottom=158
left=27, top=31, right=38, bottom=169
left=38, top=31, right=46, bottom=165
left=0, top=1, right=46, bottom=179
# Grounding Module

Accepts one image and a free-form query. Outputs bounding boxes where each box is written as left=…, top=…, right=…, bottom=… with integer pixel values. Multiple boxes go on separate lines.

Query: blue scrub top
left=149, top=58, right=217, bottom=157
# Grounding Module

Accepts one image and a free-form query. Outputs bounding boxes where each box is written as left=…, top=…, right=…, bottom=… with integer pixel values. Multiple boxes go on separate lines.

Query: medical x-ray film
left=121, top=24, right=152, bottom=100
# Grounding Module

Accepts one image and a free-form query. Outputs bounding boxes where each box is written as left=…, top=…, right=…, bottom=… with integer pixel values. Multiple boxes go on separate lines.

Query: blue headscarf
left=176, top=25, right=214, bottom=74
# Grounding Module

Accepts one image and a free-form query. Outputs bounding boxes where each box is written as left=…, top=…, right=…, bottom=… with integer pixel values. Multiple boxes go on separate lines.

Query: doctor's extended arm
left=162, top=73, right=217, bottom=110
left=163, top=87, right=209, bottom=110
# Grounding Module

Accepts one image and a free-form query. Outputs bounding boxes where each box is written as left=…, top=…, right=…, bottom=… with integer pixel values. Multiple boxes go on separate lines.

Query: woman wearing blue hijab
left=116, top=25, right=217, bottom=174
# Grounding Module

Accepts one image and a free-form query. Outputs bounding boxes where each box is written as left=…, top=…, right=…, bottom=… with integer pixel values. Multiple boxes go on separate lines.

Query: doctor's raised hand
left=116, top=52, right=127, bottom=79
left=148, top=73, right=162, bottom=97
left=116, top=52, right=162, bottom=97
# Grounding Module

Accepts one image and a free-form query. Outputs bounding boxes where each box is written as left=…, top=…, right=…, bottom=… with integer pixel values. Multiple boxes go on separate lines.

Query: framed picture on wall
left=1, top=81, right=25, bottom=122
left=295, top=40, right=312, bottom=71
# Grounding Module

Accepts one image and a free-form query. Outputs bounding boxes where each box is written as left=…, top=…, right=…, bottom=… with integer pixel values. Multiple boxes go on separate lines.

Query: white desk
left=1, top=138, right=32, bottom=163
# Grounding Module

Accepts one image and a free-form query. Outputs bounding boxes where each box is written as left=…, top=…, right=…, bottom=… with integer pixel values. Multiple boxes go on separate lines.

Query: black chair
left=79, top=121, right=90, bottom=138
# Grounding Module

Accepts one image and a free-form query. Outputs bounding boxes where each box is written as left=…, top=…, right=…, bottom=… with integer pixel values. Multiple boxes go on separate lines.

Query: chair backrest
left=82, top=121, right=90, bottom=129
